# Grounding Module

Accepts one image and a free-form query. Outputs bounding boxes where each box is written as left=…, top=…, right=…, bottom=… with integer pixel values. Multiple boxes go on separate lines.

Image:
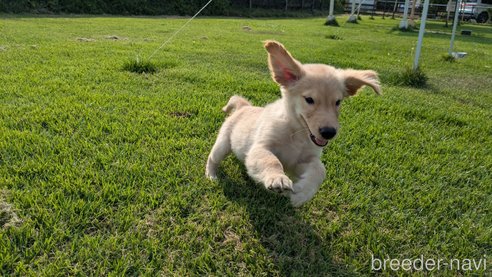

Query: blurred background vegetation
left=0, top=0, right=347, bottom=16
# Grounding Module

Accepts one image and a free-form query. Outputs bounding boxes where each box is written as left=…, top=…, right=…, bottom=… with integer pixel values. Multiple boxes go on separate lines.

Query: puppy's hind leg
left=206, top=127, right=231, bottom=180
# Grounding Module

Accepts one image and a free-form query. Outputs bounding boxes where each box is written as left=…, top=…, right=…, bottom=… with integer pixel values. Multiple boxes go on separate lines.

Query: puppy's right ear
left=264, top=40, right=304, bottom=87
left=342, top=69, right=381, bottom=97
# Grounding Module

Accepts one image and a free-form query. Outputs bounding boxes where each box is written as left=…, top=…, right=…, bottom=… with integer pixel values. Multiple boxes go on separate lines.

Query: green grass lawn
left=0, top=15, right=491, bottom=276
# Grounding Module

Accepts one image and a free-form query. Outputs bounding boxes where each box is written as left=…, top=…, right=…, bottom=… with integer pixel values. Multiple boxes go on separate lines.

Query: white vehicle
left=344, top=0, right=377, bottom=12
left=458, top=0, right=492, bottom=23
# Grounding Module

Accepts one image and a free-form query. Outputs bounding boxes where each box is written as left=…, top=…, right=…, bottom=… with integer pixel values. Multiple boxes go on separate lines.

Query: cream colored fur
left=206, top=40, right=381, bottom=207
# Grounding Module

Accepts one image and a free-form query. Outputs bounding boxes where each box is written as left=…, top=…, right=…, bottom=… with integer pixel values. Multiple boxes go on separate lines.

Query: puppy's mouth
left=300, top=115, right=329, bottom=147
left=310, top=134, right=328, bottom=147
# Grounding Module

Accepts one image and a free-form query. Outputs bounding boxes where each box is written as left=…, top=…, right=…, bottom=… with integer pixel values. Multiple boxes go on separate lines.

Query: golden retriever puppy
left=206, top=40, right=380, bottom=207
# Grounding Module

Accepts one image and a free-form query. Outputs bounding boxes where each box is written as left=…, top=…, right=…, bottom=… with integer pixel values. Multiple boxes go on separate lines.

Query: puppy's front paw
left=206, top=160, right=218, bottom=180
left=206, top=172, right=218, bottom=180
left=265, top=174, right=293, bottom=193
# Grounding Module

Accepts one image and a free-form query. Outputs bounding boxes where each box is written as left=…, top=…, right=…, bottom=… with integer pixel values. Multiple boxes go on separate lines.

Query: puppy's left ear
left=342, top=69, right=381, bottom=97
left=264, top=40, right=304, bottom=87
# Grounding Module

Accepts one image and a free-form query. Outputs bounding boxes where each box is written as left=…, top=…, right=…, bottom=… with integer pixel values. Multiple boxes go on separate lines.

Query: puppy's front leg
left=245, top=146, right=293, bottom=193
left=289, top=159, right=326, bottom=207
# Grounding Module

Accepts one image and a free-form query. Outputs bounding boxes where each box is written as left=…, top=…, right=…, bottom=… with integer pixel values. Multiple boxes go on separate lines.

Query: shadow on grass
left=218, top=168, right=355, bottom=276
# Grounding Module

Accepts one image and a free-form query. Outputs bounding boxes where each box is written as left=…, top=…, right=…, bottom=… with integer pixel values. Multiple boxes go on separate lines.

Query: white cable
left=147, top=0, right=213, bottom=60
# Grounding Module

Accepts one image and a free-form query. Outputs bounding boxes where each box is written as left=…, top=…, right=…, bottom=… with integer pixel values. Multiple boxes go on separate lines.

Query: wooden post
left=392, top=0, right=399, bottom=19
left=410, top=0, right=416, bottom=20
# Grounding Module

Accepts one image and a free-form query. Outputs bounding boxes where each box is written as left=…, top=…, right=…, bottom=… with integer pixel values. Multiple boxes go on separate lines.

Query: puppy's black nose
left=319, top=127, right=337, bottom=140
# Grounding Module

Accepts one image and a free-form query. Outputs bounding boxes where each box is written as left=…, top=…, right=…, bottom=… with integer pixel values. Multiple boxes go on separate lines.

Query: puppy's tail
left=222, top=95, right=251, bottom=114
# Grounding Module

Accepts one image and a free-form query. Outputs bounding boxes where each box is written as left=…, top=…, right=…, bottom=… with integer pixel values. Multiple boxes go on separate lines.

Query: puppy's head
left=264, top=40, right=380, bottom=147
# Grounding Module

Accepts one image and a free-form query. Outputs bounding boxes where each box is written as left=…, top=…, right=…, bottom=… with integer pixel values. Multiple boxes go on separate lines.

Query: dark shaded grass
left=122, top=58, right=158, bottom=74
left=389, top=67, right=429, bottom=88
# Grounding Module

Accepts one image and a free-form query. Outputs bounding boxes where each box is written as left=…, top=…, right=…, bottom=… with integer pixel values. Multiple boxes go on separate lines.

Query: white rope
left=147, top=0, right=213, bottom=60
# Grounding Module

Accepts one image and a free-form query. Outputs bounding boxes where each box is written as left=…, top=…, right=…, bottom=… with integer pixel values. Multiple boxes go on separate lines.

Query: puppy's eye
left=335, top=100, right=341, bottom=107
left=304, top=97, right=314, bottom=105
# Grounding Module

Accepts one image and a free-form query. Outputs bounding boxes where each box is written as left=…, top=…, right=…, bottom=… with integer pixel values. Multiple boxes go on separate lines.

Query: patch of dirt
left=326, top=34, right=343, bottom=40
left=223, top=228, right=244, bottom=252
left=0, top=193, right=21, bottom=229
left=104, top=35, right=128, bottom=40
left=169, top=111, right=193, bottom=118
left=76, top=37, right=96, bottom=42
left=252, top=30, right=285, bottom=35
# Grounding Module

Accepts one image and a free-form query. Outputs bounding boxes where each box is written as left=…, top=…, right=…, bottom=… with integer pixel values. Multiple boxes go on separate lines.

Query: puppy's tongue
left=315, top=137, right=328, bottom=146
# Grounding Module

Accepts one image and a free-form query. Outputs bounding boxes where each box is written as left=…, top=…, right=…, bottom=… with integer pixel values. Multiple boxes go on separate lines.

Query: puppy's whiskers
left=290, top=127, right=310, bottom=142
